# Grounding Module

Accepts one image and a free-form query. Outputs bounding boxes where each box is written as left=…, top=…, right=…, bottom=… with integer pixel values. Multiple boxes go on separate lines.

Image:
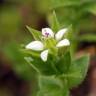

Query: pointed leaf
left=26, top=26, right=42, bottom=40
left=25, top=54, right=58, bottom=75
left=56, top=52, right=71, bottom=74
left=48, top=11, right=60, bottom=32
left=85, top=3, right=96, bottom=15
left=67, top=54, right=90, bottom=88
left=37, top=75, right=69, bottom=96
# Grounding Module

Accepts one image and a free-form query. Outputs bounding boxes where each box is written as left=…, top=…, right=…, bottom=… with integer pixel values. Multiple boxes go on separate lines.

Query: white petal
left=56, top=39, right=70, bottom=47
left=55, top=28, right=68, bottom=41
left=40, top=50, right=49, bottom=62
left=26, top=41, right=44, bottom=51
left=42, top=28, right=54, bottom=38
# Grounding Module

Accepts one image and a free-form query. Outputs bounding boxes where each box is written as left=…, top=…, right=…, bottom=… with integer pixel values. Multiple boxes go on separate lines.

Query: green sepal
left=48, top=11, right=60, bottom=32
left=26, top=26, right=42, bottom=40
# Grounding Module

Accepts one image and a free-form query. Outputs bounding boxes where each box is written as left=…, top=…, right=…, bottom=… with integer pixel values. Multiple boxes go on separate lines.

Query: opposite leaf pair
left=26, top=27, right=70, bottom=62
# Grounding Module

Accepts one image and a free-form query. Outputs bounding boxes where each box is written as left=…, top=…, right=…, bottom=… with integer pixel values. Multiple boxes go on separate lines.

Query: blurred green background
left=0, top=0, right=96, bottom=96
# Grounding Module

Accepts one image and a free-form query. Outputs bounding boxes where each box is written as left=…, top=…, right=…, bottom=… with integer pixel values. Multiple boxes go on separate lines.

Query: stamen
left=43, top=29, right=50, bottom=37
left=45, top=32, right=49, bottom=37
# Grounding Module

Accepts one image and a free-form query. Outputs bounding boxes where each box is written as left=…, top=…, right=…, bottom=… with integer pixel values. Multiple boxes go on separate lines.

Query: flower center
left=45, top=32, right=49, bottom=37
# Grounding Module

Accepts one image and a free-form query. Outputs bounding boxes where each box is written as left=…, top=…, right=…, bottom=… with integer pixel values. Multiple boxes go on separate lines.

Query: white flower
left=56, top=39, right=70, bottom=47
left=42, top=28, right=70, bottom=47
left=25, top=41, right=44, bottom=51
left=55, top=28, right=68, bottom=41
left=42, top=28, right=54, bottom=38
left=26, top=28, right=70, bottom=62
left=40, top=50, right=49, bottom=62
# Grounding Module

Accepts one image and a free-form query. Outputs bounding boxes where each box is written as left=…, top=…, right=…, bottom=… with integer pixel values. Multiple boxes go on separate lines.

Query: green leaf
left=48, top=11, right=60, bottom=32
left=39, top=76, right=63, bottom=89
left=38, top=0, right=95, bottom=12
left=67, top=54, right=90, bottom=88
left=26, top=26, right=42, bottom=40
left=85, top=3, right=96, bottom=15
left=44, top=38, right=58, bottom=56
left=78, top=34, right=96, bottom=42
left=21, top=49, right=40, bottom=57
left=50, top=0, right=96, bottom=9
left=56, top=52, right=71, bottom=74
left=37, top=75, right=69, bottom=96
left=25, top=54, right=59, bottom=75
